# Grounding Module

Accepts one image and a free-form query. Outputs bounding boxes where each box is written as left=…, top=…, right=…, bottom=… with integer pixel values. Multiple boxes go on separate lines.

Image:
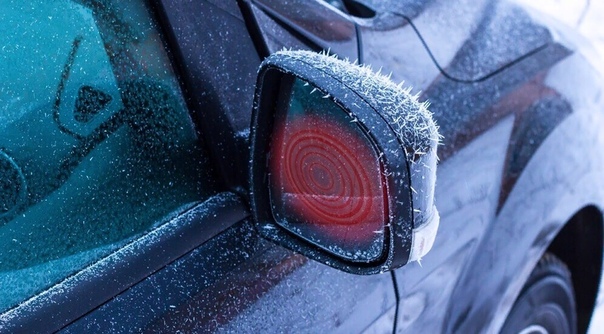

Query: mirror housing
left=249, top=51, right=440, bottom=274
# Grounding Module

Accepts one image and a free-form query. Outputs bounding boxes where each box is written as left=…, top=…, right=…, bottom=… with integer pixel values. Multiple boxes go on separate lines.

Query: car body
left=1, top=0, right=603, bottom=332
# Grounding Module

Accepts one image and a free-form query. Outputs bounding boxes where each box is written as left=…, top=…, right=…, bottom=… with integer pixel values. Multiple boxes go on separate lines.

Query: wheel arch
left=547, top=205, right=603, bottom=333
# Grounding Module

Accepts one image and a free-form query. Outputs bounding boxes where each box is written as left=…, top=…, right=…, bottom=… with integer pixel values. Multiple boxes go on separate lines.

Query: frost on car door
left=56, top=0, right=400, bottom=332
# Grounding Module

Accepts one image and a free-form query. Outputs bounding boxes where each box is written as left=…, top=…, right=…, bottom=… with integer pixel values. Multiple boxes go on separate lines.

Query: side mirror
left=249, top=51, right=440, bottom=274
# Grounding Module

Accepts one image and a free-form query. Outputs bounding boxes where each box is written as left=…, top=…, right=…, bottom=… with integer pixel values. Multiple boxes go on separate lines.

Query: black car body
left=0, top=0, right=603, bottom=333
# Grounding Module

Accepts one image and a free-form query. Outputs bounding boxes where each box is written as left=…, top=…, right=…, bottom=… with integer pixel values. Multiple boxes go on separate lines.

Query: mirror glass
left=269, top=78, right=388, bottom=262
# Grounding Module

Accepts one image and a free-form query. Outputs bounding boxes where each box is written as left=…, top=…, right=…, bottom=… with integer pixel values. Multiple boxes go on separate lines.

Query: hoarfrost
left=270, top=49, right=442, bottom=158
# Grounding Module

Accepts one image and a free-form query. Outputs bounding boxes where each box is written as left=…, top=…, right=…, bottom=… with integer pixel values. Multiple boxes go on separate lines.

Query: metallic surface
left=3, top=0, right=604, bottom=332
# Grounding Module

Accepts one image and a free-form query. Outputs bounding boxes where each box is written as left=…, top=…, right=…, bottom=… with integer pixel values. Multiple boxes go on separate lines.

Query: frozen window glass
left=0, top=0, right=212, bottom=311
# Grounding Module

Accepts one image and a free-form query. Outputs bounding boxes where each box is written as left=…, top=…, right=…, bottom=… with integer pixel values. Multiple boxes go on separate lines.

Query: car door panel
left=63, top=221, right=396, bottom=333
left=57, top=1, right=397, bottom=332
left=1, top=193, right=247, bottom=333
left=61, top=216, right=259, bottom=333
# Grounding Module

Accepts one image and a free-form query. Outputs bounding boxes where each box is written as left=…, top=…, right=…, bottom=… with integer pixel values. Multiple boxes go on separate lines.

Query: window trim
left=0, top=193, right=248, bottom=333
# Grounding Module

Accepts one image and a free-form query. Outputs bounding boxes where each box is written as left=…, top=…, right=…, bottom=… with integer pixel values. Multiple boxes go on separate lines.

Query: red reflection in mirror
left=271, top=114, right=387, bottom=247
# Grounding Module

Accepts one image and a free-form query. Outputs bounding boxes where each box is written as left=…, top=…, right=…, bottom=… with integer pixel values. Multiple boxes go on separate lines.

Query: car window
left=0, top=0, right=213, bottom=312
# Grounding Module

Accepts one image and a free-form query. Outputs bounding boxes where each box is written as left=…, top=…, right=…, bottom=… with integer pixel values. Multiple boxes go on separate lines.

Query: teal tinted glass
left=0, top=0, right=212, bottom=311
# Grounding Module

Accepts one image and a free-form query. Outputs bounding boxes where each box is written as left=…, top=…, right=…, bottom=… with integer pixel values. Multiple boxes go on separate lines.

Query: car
left=0, top=0, right=603, bottom=333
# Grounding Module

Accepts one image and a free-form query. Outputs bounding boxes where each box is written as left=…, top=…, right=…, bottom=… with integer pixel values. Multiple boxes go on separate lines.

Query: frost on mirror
left=269, top=78, right=387, bottom=262
left=0, top=0, right=211, bottom=311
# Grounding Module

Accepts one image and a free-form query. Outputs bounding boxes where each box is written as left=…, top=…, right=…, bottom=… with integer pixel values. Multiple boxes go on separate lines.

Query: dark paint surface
left=3, top=0, right=604, bottom=333
left=358, top=0, right=604, bottom=332
left=246, top=0, right=358, bottom=60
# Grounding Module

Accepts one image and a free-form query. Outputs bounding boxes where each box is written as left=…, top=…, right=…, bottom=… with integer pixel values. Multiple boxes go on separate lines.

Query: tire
left=500, top=253, right=577, bottom=334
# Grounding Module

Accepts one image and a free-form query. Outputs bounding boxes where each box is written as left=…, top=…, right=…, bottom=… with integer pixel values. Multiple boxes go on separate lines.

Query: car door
left=0, top=0, right=397, bottom=332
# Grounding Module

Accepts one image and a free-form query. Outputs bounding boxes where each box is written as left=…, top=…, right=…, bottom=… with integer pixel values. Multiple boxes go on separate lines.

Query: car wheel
left=501, top=253, right=577, bottom=334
